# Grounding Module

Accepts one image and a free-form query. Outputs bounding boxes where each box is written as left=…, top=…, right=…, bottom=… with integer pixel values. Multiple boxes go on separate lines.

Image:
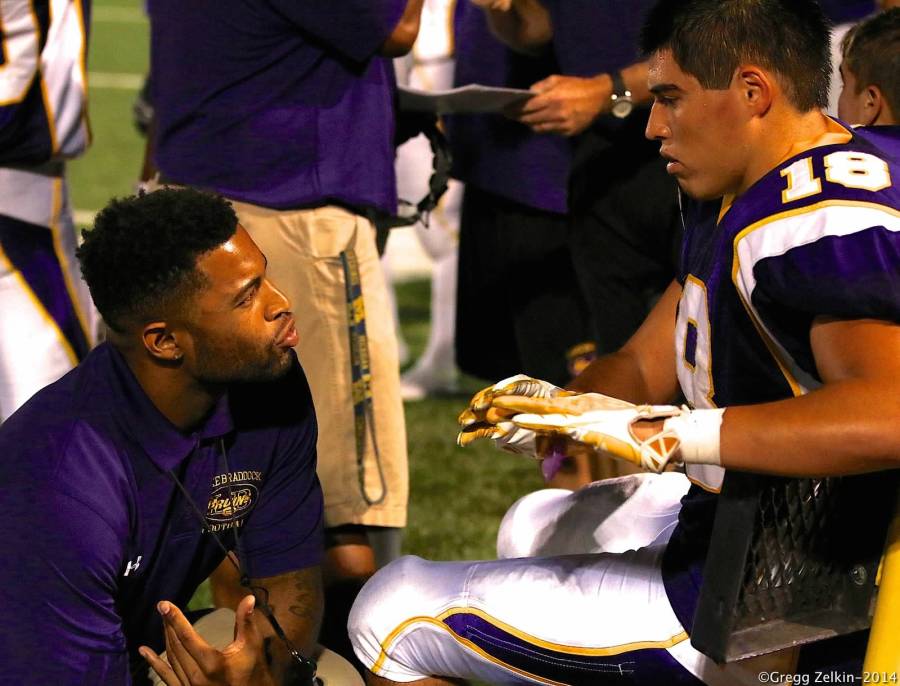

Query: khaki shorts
left=231, top=201, right=408, bottom=529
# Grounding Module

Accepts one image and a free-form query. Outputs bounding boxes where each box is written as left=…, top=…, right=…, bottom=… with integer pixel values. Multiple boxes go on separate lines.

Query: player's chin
left=676, top=177, right=722, bottom=202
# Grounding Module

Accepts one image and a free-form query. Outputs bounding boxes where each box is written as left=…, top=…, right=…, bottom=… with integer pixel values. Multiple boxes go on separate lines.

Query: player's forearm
left=719, top=378, right=900, bottom=477
left=567, top=350, right=664, bottom=404
left=568, top=280, right=682, bottom=404
left=380, top=0, right=424, bottom=57
left=484, top=0, right=552, bottom=54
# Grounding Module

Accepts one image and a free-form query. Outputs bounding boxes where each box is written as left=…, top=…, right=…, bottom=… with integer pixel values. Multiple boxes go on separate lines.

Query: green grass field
left=73, top=0, right=545, bottom=579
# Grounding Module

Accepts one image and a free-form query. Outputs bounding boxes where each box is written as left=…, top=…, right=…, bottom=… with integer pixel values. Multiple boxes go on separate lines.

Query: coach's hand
left=457, top=374, right=575, bottom=453
left=508, top=74, right=611, bottom=136
left=141, top=595, right=277, bottom=686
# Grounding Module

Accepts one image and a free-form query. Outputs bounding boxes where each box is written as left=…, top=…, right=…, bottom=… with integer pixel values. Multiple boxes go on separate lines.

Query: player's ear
left=736, top=65, right=772, bottom=116
left=862, top=84, right=884, bottom=126
left=141, top=321, right=183, bottom=363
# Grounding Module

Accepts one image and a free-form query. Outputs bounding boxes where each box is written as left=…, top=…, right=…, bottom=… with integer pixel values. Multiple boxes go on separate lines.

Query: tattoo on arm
left=252, top=567, right=324, bottom=660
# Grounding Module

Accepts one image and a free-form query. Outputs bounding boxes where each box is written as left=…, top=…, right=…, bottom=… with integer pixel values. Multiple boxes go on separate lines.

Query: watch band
left=611, top=70, right=628, bottom=100
left=609, top=70, right=634, bottom=118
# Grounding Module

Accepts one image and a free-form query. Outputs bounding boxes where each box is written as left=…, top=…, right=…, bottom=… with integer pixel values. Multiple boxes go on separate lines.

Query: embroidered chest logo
left=206, top=470, right=263, bottom=532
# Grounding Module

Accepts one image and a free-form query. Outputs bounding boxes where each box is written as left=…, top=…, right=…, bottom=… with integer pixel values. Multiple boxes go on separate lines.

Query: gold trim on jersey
left=372, top=605, right=689, bottom=679
left=73, top=0, right=91, bottom=145
left=48, top=177, right=91, bottom=344
left=0, top=238, right=78, bottom=366
left=39, top=0, right=58, bottom=155
left=687, top=474, right=722, bottom=494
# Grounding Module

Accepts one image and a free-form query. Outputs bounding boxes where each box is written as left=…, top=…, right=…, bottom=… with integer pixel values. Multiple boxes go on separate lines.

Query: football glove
left=491, top=391, right=635, bottom=416
left=457, top=374, right=575, bottom=450
left=511, top=405, right=685, bottom=473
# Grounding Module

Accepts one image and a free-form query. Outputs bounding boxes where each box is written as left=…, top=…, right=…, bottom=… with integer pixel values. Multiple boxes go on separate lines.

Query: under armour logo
left=124, top=556, right=142, bottom=577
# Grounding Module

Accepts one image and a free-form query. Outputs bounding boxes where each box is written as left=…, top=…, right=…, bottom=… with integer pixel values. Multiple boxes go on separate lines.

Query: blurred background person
left=838, top=6, right=899, bottom=125
left=821, top=0, right=880, bottom=115
left=473, top=0, right=683, bottom=486
left=0, top=0, right=97, bottom=422
left=386, top=0, right=464, bottom=401
left=449, top=1, right=595, bottom=393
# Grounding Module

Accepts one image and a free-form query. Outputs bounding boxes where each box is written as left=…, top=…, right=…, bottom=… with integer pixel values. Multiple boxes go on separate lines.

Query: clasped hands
left=140, top=595, right=278, bottom=686
left=457, top=374, right=684, bottom=473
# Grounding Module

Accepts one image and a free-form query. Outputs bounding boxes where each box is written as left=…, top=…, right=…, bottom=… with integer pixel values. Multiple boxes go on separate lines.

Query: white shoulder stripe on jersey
left=733, top=201, right=900, bottom=396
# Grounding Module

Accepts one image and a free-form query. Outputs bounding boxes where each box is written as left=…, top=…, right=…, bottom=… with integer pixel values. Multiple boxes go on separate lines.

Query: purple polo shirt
left=0, top=343, right=322, bottom=685
left=447, top=2, right=570, bottom=214
left=149, top=0, right=405, bottom=214
left=543, top=0, right=653, bottom=76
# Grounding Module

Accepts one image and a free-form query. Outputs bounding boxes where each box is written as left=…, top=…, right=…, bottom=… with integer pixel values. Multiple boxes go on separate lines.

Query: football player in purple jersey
left=348, top=0, right=900, bottom=684
left=838, top=7, right=899, bottom=126
left=0, top=0, right=97, bottom=422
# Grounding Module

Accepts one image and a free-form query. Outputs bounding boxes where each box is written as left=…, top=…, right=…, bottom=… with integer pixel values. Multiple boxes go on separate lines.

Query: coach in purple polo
left=0, top=189, right=325, bottom=685
left=147, top=1, right=422, bottom=659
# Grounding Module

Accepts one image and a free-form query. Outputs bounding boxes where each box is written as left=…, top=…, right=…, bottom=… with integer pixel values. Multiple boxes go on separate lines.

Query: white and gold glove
left=510, top=404, right=726, bottom=473
left=457, top=374, right=574, bottom=452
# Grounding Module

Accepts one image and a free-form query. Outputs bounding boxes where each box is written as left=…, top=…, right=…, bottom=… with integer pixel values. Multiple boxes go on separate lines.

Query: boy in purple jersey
left=348, top=0, right=900, bottom=684
left=0, top=189, right=334, bottom=685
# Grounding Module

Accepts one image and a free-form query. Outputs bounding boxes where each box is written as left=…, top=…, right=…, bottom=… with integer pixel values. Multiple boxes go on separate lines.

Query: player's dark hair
left=77, top=188, right=238, bottom=332
left=640, top=0, right=832, bottom=111
left=842, top=8, right=900, bottom=120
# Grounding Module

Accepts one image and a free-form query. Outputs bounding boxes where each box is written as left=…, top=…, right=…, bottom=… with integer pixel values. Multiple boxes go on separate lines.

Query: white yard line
left=88, top=71, right=143, bottom=90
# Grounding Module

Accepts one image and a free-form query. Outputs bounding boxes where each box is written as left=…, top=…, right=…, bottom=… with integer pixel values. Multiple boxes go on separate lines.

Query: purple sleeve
left=0, top=489, right=130, bottom=684
left=264, top=0, right=407, bottom=63
left=753, top=226, right=900, bottom=323
left=239, top=389, right=324, bottom=580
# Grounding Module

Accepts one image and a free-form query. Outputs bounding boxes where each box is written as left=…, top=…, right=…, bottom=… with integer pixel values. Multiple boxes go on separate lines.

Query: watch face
left=611, top=98, right=633, bottom=119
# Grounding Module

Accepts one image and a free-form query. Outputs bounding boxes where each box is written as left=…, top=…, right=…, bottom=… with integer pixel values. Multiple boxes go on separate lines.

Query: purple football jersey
left=663, top=122, right=900, bottom=632
left=0, top=0, right=91, bottom=165
left=0, top=343, right=323, bottom=684
left=149, top=0, right=405, bottom=214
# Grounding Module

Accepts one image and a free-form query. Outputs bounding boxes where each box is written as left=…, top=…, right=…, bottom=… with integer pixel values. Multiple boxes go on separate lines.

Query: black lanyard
left=166, top=438, right=318, bottom=685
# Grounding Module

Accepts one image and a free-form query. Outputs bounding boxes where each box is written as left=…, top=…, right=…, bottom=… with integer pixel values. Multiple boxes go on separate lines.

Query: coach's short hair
left=77, top=188, right=238, bottom=332
left=641, top=0, right=832, bottom=111
left=842, top=8, right=900, bottom=118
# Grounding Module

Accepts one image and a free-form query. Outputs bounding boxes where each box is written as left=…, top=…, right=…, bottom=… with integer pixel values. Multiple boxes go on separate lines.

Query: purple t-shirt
left=543, top=0, right=653, bottom=77
left=149, top=0, right=405, bottom=214
left=447, top=2, right=570, bottom=214
left=0, top=343, right=323, bottom=684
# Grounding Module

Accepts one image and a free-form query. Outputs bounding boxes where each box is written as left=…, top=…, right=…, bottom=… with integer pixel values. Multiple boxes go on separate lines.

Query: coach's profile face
left=646, top=48, right=762, bottom=201
left=174, top=226, right=298, bottom=384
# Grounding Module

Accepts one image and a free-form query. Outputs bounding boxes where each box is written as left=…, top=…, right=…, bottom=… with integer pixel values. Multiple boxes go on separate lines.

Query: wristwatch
left=610, top=71, right=634, bottom=119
